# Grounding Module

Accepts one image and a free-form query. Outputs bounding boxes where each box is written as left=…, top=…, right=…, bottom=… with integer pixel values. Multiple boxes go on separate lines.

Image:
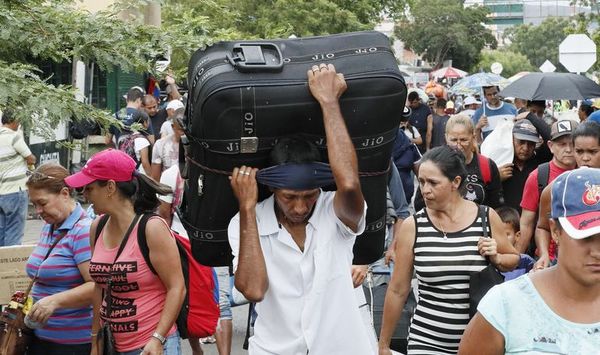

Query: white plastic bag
left=480, top=119, right=514, bottom=167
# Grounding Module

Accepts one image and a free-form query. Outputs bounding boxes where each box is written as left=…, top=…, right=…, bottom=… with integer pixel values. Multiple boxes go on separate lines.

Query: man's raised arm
left=308, top=63, right=364, bottom=232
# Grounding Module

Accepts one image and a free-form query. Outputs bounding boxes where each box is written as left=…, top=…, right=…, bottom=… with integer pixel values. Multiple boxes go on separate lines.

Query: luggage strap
left=189, top=128, right=398, bottom=155
left=185, top=154, right=391, bottom=178
left=179, top=213, right=229, bottom=243
left=240, top=86, right=258, bottom=153
left=282, top=46, right=393, bottom=64
left=190, top=46, right=395, bottom=89
left=363, top=215, right=387, bottom=234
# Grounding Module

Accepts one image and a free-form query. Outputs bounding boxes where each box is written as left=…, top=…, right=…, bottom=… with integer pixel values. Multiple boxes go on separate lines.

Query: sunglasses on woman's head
left=26, top=170, right=56, bottom=182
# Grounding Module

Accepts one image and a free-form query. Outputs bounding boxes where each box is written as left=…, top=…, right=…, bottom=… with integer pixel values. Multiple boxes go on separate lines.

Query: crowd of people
left=0, top=64, right=599, bottom=355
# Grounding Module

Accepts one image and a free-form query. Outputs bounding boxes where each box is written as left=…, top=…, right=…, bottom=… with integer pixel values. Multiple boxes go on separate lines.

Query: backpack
left=117, top=133, right=143, bottom=168
left=94, top=214, right=220, bottom=339
left=69, top=118, right=99, bottom=139
left=536, top=162, right=550, bottom=196
left=477, top=154, right=492, bottom=185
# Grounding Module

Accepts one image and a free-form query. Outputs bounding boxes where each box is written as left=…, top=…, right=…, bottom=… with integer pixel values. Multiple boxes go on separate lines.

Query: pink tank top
left=89, top=218, right=176, bottom=352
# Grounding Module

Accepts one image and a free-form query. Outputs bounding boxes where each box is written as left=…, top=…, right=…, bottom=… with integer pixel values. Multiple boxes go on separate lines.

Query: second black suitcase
left=181, top=31, right=407, bottom=266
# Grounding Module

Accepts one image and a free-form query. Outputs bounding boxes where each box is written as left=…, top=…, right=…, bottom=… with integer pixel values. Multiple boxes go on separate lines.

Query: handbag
left=95, top=214, right=141, bottom=355
left=469, top=206, right=505, bottom=319
left=0, top=288, right=34, bottom=355
left=0, top=228, right=66, bottom=355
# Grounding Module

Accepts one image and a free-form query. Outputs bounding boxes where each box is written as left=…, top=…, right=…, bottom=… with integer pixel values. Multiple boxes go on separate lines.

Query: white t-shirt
left=479, top=275, right=600, bottom=354
left=401, top=126, right=421, bottom=140
left=151, top=135, right=179, bottom=171
left=160, top=120, right=174, bottom=138
left=134, top=136, right=151, bottom=175
left=228, top=191, right=375, bottom=355
left=0, top=127, right=31, bottom=194
left=461, top=108, right=476, bottom=118
left=158, top=165, right=187, bottom=238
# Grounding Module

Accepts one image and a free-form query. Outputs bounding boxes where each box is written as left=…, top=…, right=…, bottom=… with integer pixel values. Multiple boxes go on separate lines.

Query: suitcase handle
left=227, top=43, right=283, bottom=73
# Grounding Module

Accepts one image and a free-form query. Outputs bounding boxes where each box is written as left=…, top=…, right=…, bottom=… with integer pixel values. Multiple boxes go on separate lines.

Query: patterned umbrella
left=449, top=72, right=509, bottom=95
left=431, top=66, right=468, bottom=79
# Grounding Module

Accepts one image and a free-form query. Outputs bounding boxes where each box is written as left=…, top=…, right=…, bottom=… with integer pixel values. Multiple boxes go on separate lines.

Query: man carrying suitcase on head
left=228, top=63, right=377, bottom=355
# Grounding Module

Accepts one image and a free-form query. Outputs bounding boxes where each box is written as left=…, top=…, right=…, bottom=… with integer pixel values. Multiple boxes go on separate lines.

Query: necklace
left=438, top=222, right=448, bottom=239
left=434, top=214, right=453, bottom=239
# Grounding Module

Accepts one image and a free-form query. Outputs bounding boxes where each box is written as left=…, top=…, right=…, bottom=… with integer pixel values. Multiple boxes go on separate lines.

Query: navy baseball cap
left=551, top=167, right=600, bottom=239
left=512, top=119, right=539, bottom=143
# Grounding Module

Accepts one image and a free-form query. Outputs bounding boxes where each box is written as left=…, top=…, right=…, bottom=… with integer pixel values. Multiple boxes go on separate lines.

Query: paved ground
left=23, top=217, right=249, bottom=355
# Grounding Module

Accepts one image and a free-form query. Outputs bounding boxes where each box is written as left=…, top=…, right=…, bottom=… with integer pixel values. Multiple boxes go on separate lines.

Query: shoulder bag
left=0, top=227, right=66, bottom=355
left=469, top=205, right=505, bottom=319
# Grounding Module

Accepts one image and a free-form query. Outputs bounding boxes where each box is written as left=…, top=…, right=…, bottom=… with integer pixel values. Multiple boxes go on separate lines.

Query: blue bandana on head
left=256, top=162, right=335, bottom=190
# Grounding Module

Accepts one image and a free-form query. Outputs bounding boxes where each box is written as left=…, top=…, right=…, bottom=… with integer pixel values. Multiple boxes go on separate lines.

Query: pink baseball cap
left=65, top=149, right=137, bottom=188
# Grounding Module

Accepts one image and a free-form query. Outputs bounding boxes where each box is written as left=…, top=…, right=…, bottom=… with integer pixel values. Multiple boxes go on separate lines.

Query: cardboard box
left=0, top=245, right=36, bottom=305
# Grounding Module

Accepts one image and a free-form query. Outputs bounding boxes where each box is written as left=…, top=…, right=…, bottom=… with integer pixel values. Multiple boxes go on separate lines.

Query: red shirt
left=520, top=160, right=570, bottom=212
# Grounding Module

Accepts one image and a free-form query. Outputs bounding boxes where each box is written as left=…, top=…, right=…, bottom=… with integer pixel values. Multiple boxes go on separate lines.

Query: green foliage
left=565, top=2, right=600, bottom=72
left=504, top=17, right=571, bottom=71
left=395, top=0, right=496, bottom=70
left=0, top=61, right=119, bottom=140
left=2, top=0, right=398, bottom=140
left=164, top=0, right=396, bottom=40
left=472, top=50, right=536, bottom=78
left=0, top=0, right=211, bottom=139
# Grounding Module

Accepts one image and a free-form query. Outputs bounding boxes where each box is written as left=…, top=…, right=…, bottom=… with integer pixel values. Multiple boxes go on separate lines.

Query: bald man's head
left=142, top=95, right=158, bottom=116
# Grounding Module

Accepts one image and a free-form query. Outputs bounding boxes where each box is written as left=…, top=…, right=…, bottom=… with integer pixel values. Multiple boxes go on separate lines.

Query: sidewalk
left=23, top=216, right=249, bottom=355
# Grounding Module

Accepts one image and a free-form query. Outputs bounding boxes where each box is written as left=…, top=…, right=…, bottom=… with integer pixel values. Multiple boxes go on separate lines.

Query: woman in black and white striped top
left=378, top=146, right=519, bottom=355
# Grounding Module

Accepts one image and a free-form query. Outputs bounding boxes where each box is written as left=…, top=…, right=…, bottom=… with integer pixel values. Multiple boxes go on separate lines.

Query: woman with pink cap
left=65, top=149, right=185, bottom=355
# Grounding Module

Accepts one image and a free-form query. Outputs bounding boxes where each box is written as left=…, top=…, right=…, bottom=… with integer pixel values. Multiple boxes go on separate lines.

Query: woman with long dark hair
left=65, top=149, right=185, bottom=355
left=379, top=146, right=519, bottom=355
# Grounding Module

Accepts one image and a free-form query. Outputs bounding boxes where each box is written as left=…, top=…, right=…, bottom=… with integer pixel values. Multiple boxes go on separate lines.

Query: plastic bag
left=481, top=119, right=514, bottom=167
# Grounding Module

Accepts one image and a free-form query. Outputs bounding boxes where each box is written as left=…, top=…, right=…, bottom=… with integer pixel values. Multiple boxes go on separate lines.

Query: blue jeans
left=214, top=266, right=233, bottom=319
left=0, top=190, right=28, bottom=246
left=117, top=331, right=181, bottom=355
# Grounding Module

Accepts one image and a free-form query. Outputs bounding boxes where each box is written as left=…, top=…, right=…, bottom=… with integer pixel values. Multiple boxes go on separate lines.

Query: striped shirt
left=0, top=127, right=31, bottom=194
left=408, top=206, right=489, bottom=354
left=25, top=204, right=93, bottom=344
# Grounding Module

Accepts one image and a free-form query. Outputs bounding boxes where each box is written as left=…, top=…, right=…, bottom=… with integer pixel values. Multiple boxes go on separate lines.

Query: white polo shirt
left=228, top=191, right=375, bottom=355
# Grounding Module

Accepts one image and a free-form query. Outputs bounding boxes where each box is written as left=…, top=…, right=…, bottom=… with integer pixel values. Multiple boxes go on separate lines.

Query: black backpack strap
left=537, top=162, right=550, bottom=196
left=242, top=303, right=255, bottom=350
left=479, top=205, right=489, bottom=238
left=92, top=214, right=111, bottom=250
left=137, top=213, right=159, bottom=275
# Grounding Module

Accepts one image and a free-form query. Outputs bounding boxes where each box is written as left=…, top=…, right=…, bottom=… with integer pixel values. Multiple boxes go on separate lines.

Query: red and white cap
left=65, top=149, right=137, bottom=188
left=551, top=167, right=600, bottom=239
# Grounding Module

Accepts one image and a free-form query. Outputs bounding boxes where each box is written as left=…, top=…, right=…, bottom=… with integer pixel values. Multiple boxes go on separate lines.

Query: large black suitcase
left=181, top=31, right=407, bottom=266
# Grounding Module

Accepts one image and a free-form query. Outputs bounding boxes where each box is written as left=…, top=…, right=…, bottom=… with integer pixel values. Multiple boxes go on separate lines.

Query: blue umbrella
left=449, top=72, right=509, bottom=95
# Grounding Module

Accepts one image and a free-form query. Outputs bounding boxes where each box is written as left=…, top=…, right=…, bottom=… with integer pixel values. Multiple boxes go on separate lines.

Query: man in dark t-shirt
left=407, top=91, right=431, bottom=153
left=500, top=115, right=552, bottom=213
left=142, top=95, right=168, bottom=138
left=426, top=98, right=450, bottom=150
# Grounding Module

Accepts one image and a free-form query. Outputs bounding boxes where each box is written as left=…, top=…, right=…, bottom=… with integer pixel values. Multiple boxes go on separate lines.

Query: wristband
left=152, top=332, right=167, bottom=345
